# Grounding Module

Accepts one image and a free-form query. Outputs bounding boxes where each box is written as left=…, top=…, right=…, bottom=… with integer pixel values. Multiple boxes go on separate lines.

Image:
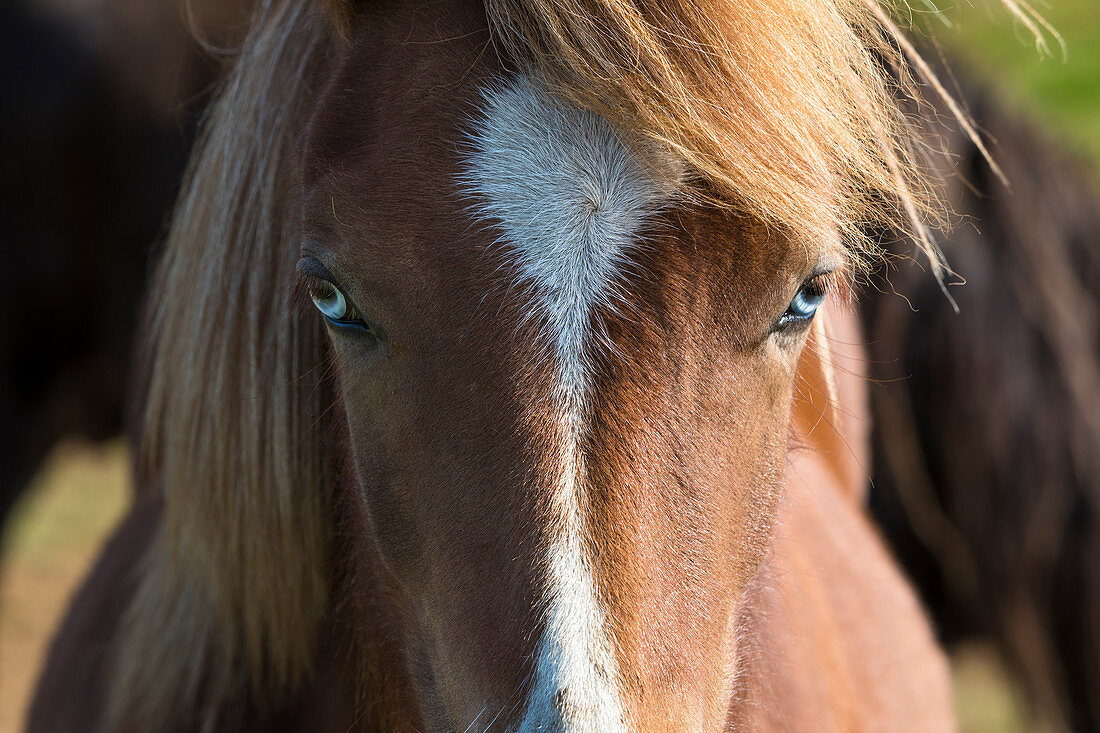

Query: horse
left=28, top=0, right=1028, bottom=728
left=865, top=74, right=1100, bottom=732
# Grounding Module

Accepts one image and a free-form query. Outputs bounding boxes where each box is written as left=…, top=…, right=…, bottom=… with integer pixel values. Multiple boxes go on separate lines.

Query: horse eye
left=778, top=276, right=828, bottom=328
left=309, top=279, right=362, bottom=326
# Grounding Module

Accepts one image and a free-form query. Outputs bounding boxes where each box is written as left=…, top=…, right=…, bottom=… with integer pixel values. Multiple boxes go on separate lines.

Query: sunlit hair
left=108, top=2, right=332, bottom=728
left=480, top=0, right=1060, bottom=282
left=494, top=0, right=926, bottom=261
left=110, top=0, right=1051, bottom=727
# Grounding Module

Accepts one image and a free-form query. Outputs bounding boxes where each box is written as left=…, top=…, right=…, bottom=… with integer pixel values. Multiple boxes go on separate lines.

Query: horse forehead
left=463, top=78, right=677, bottom=292
left=299, top=9, right=806, bottom=318
left=300, top=0, right=495, bottom=192
left=301, top=69, right=681, bottom=307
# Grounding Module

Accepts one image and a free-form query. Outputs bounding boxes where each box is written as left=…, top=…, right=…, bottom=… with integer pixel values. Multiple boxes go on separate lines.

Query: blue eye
left=309, top=279, right=368, bottom=331
left=779, top=276, right=828, bottom=328
left=311, top=280, right=349, bottom=319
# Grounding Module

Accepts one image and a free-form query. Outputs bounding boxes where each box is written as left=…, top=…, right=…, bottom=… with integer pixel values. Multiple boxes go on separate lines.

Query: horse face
left=298, top=3, right=831, bottom=729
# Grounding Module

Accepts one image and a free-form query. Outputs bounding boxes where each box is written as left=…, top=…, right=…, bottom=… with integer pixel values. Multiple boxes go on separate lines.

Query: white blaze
left=463, top=77, right=671, bottom=731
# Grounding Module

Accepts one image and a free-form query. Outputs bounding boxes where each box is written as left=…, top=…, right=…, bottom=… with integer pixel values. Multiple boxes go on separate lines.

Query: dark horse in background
left=3, top=0, right=1098, bottom=729
left=865, top=75, right=1100, bottom=732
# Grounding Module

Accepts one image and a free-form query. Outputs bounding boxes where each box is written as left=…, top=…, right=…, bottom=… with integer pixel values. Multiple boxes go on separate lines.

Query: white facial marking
left=463, top=77, right=672, bottom=731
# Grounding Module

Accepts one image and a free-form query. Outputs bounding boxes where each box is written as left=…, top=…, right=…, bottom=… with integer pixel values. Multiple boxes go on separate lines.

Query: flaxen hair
left=110, top=0, right=1052, bottom=727
left=108, top=1, right=331, bottom=729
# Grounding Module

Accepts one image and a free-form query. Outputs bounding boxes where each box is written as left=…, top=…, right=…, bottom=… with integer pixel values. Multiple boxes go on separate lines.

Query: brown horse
left=30, top=0, right=1018, bottom=728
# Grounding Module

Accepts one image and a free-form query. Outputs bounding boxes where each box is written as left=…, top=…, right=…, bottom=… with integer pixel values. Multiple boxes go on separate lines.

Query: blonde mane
left=108, top=2, right=332, bottom=728
left=489, top=0, right=922, bottom=258
left=110, top=0, right=1053, bottom=727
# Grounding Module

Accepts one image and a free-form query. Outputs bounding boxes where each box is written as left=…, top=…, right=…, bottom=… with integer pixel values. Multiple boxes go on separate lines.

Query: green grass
left=916, top=0, right=1100, bottom=169
left=952, top=642, right=1030, bottom=733
left=1, top=439, right=129, bottom=564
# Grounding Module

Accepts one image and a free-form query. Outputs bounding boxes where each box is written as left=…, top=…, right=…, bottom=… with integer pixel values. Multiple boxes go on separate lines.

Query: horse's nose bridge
left=510, top=683, right=630, bottom=733
left=459, top=72, right=685, bottom=732
left=511, top=710, right=599, bottom=732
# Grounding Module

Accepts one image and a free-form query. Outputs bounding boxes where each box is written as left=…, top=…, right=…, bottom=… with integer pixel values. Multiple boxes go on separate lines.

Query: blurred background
left=0, top=1, right=1097, bottom=731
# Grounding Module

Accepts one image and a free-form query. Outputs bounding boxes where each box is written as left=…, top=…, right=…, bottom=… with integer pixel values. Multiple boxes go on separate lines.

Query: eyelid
left=296, top=255, right=358, bottom=316
left=324, top=314, right=374, bottom=334
left=806, top=265, right=838, bottom=286
left=296, top=255, right=337, bottom=283
left=800, top=268, right=839, bottom=299
left=801, top=272, right=830, bottom=296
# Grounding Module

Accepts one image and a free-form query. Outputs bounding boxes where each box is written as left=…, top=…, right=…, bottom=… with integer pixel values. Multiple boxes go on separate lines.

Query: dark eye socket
left=776, top=275, right=829, bottom=330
